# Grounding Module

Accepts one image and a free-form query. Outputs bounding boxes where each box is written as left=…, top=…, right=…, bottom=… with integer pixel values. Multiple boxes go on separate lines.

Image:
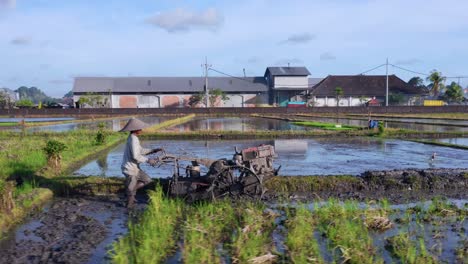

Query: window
left=147, top=80, right=151, bottom=86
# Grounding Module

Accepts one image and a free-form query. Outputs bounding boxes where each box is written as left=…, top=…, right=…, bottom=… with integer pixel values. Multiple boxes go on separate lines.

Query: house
left=310, top=75, right=427, bottom=107
left=73, top=66, right=314, bottom=108
left=264, top=66, right=311, bottom=106
left=73, top=76, right=269, bottom=108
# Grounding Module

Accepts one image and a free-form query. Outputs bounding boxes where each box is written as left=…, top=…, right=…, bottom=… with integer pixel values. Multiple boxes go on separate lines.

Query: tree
left=188, top=92, right=204, bottom=107
left=15, top=99, right=34, bottom=108
left=0, top=92, right=8, bottom=109
left=444, top=82, right=464, bottom=103
left=15, top=86, right=56, bottom=103
left=188, top=89, right=229, bottom=107
left=335, top=87, right=344, bottom=107
left=389, top=92, right=405, bottom=105
left=209, top=88, right=229, bottom=107
left=77, top=92, right=107, bottom=108
left=426, top=70, right=446, bottom=97
left=408, top=76, right=427, bottom=93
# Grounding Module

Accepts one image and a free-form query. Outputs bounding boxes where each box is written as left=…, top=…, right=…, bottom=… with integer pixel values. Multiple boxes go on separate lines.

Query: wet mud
left=0, top=196, right=130, bottom=264
left=266, top=168, right=468, bottom=203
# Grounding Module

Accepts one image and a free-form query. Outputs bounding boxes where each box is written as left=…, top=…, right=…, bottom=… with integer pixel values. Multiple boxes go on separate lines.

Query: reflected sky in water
left=75, top=138, right=468, bottom=177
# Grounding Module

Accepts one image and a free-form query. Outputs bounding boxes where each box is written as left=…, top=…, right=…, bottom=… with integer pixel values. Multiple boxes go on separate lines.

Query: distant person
left=120, top=118, right=164, bottom=208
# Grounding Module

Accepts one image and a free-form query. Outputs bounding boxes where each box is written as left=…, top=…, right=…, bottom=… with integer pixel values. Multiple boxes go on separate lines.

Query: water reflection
left=21, top=116, right=170, bottom=132
left=74, top=138, right=468, bottom=177
left=0, top=117, right=75, bottom=123
left=166, top=117, right=313, bottom=132
left=307, top=117, right=468, bottom=132
left=436, top=138, right=468, bottom=147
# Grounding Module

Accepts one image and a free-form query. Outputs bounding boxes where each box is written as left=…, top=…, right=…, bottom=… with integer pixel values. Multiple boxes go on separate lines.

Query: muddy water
left=15, top=116, right=171, bottom=132
left=74, top=138, right=468, bottom=177
left=301, top=116, right=468, bottom=132
left=166, top=117, right=313, bottom=132
left=0, top=117, right=75, bottom=123
left=0, top=196, right=129, bottom=264
left=436, top=137, right=468, bottom=147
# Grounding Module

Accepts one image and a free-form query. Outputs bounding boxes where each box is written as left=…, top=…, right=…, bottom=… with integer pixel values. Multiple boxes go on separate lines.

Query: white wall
left=274, top=76, right=308, bottom=89
left=312, top=96, right=369, bottom=107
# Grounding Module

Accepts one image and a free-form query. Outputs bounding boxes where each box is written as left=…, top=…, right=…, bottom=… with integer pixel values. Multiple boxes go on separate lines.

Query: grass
left=314, top=199, right=382, bottom=264
left=0, top=129, right=126, bottom=237
left=385, top=232, right=436, bottom=264
left=408, top=139, right=468, bottom=150
left=112, top=187, right=184, bottom=264
left=0, top=187, right=53, bottom=236
left=347, top=112, right=468, bottom=120
left=182, top=200, right=237, bottom=264
left=143, top=114, right=195, bottom=133
left=293, top=121, right=360, bottom=130
left=265, top=175, right=363, bottom=194
left=285, top=205, right=323, bottom=263
left=232, top=203, right=276, bottom=263
left=0, top=122, right=20, bottom=127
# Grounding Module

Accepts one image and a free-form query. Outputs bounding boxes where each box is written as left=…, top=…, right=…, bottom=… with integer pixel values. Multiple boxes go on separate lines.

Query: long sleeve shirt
left=121, top=134, right=152, bottom=176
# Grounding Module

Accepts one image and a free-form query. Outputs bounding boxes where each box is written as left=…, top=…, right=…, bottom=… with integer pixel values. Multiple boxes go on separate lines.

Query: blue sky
left=1, top=0, right=467, bottom=97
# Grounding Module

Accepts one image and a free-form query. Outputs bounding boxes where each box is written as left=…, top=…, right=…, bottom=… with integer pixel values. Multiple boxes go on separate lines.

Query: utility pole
left=203, top=57, right=211, bottom=108
left=385, top=58, right=389, bottom=107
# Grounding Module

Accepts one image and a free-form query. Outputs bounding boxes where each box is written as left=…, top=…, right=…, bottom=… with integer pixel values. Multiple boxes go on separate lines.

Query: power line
left=390, top=64, right=430, bottom=76
left=357, top=64, right=386, bottom=75
left=208, top=67, right=253, bottom=83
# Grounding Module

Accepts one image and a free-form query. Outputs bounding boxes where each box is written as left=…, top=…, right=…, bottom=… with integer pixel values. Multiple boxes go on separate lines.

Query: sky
left=1, top=0, right=468, bottom=98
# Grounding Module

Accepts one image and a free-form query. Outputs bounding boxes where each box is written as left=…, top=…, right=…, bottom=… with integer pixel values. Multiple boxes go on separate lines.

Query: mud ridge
left=0, top=196, right=130, bottom=264
left=266, top=168, right=468, bottom=203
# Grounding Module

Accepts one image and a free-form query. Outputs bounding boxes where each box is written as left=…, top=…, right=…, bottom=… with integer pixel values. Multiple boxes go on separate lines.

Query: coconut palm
left=426, top=70, right=446, bottom=97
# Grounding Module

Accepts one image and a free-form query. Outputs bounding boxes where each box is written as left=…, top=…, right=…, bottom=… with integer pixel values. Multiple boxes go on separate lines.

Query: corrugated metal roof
left=264, top=67, right=311, bottom=76
left=311, top=75, right=427, bottom=96
left=73, top=76, right=268, bottom=94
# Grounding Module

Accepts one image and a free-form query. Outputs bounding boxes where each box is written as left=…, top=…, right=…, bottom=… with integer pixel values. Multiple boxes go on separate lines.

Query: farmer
left=120, top=118, right=163, bottom=208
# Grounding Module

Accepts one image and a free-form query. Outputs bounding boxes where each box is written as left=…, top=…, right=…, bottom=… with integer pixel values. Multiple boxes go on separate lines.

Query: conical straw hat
left=119, top=118, right=150, bottom=132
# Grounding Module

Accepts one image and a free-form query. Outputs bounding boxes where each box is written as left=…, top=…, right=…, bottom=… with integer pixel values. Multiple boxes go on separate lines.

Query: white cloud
left=0, top=0, right=15, bottom=9
left=145, top=8, right=223, bottom=33
left=10, top=36, right=31, bottom=45
left=320, top=52, right=336, bottom=61
left=281, top=33, right=315, bottom=44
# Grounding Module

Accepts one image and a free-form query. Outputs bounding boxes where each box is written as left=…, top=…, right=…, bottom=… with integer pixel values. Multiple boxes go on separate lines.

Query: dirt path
left=0, top=196, right=134, bottom=264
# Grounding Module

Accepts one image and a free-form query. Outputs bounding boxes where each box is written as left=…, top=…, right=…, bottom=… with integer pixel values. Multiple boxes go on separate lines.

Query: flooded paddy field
left=3, top=116, right=171, bottom=132
left=295, top=116, right=468, bottom=132
left=0, top=196, right=130, bottom=264
left=165, top=117, right=313, bottom=132
left=0, top=117, right=76, bottom=123
left=436, top=138, right=468, bottom=147
left=75, top=138, right=468, bottom=177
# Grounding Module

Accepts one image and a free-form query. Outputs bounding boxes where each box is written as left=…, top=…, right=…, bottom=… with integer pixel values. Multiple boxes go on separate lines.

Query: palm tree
left=426, top=70, right=446, bottom=97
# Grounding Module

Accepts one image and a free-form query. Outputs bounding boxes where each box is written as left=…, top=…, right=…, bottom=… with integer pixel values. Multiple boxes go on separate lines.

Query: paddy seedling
left=285, top=205, right=323, bottom=264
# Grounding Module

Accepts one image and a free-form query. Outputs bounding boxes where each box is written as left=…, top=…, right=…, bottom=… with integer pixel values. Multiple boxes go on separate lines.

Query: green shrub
left=378, top=122, right=385, bottom=135
left=95, top=122, right=107, bottom=145
left=43, top=140, right=67, bottom=171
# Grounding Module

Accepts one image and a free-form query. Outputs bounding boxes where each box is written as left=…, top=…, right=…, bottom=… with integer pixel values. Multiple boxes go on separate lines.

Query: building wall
left=314, top=96, right=370, bottom=107
left=76, top=93, right=267, bottom=108
left=273, top=76, right=308, bottom=89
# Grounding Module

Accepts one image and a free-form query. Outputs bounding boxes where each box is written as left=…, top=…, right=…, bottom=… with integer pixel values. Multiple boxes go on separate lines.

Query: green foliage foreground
left=111, top=194, right=467, bottom=264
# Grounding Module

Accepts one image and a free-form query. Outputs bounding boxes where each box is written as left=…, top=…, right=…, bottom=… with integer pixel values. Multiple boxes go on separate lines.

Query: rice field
left=112, top=189, right=468, bottom=264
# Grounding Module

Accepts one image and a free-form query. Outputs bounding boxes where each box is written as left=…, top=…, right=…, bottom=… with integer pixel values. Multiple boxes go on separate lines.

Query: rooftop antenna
left=288, top=62, right=290, bottom=68
left=243, top=68, right=246, bottom=77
